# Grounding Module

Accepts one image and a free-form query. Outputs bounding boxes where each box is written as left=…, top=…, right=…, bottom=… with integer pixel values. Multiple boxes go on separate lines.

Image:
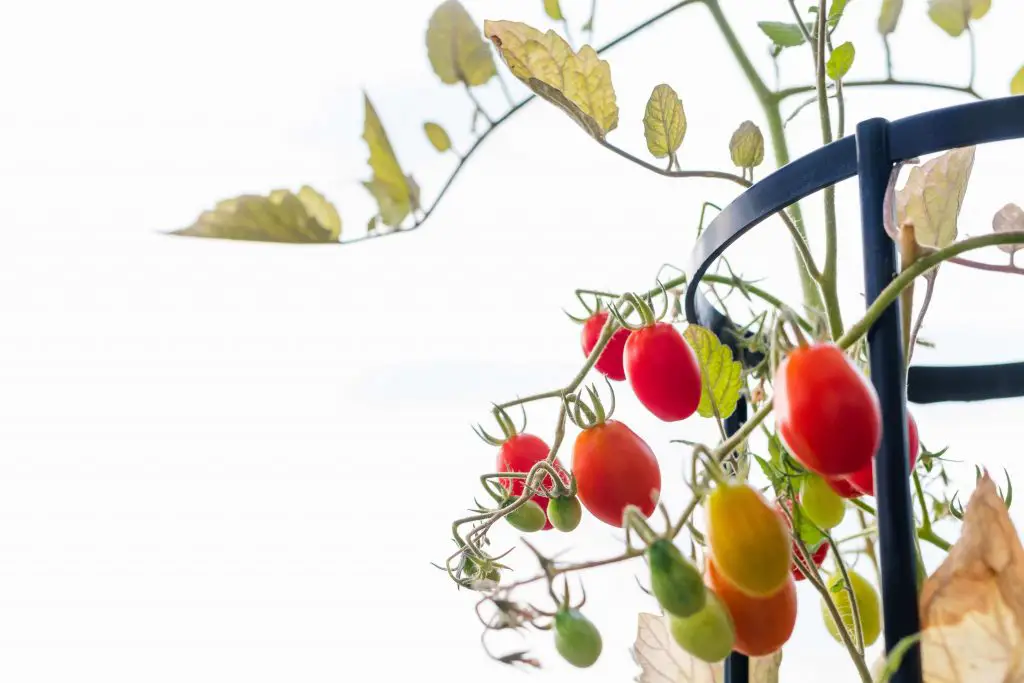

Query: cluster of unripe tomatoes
left=488, top=306, right=921, bottom=668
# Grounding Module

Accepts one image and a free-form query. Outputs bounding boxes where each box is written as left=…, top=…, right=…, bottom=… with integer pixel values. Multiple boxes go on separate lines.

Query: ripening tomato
left=497, top=433, right=568, bottom=531
left=706, top=481, right=792, bottom=597
left=792, top=541, right=829, bottom=582
left=668, top=590, right=736, bottom=663
left=581, top=311, right=631, bottom=382
left=774, top=343, right=882, bottom=476
left=820, top=569, right=881, bottom=647
left=706, top=558, right=797, bottom=657
left=623, top=322, right=702, bottom=422
left=775, top=498, right=824, bottom=548
left=647, top=539, right=706, bottom=618
left=843, top=412, right=921, bottom=497
left=547, top=495, right=583, bottom=532
left=800, top=474, right=846, bottom=530
left=573, top=420, right=661, bottom=527
left=554, top=609, right=603, bottom=668
left=825, top=476, right=862, bottom=499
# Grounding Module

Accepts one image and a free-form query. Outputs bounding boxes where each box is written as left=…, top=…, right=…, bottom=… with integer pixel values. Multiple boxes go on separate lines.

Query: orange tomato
left=706, top=558, right=797, bottom=657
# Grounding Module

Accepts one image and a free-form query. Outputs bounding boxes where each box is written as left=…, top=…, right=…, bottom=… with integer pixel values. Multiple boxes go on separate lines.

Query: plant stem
left=776, top=78, right=981, bottom=101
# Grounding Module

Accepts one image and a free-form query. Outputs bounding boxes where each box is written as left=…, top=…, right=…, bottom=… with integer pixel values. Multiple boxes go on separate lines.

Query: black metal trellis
left=683, top=95, right=1024, bottom=683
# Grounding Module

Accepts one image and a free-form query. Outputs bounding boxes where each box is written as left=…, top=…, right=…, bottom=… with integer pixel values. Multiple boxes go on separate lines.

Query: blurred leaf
left=426, top=0, right=497, bottom=87
left=362, top=94, right=413, bottom=228
left=927, top=0, right=990, bottom=37
left=757, top=21, right=811, bottom=48
left=826, top=42, right=856, bottom=80
left=543, top=0, right=563, bottom=21
left=895, top=146, right=976, bottom=249
left=729, top=121, right=764, bottom=168
left=992, top=203, right=1024, bottom=254
left=643, top=84, right=686, bottom=159
left=827, top=0, right=849, bottom=27
left=633, top=612, right=782, bottom=683
left=1012, top=66, right=1024, bottom=95
left=483, top=20, right=618, bottom=139
left=682, top=325, right=742, bottom=420
left=173, top=187, right=341, bottom=243
left=878, top=0, right=904, bottom=34
left=423, top=122, right=452, bottom=152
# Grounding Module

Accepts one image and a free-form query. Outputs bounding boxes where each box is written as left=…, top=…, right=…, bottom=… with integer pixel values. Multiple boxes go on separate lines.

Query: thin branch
left=776, top=77, right=981, bottom=101
left=948, top=254, right=1024, bottom=275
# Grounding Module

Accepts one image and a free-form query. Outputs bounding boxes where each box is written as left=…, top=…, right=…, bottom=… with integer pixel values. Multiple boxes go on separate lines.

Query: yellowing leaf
left=633, top=613, right=782, bottom=683
left=915, top=475, right=1024, bottom=682
left=423, top=122, right=452, bottom=152
left=173, top=187, right=341, bottom=243
left=682, top=325, right=742, bottom=420
left=826, top=42, right=856, bottom=80
left=543, top=0, right=563, bottom=21
left=927, top=0, right=990, bottom=37
left=729, top=121, right=764, bottom=169
left=362, top=94, right=412, bottom=228
left=483, top=20, right=618, bottom=139
left=757, top=21, right=810, bottom=48
left=895, top=146, right=976, bottom=249
left=426, top=0, right=497, bottom=87
left=643, top=84, right=686, bottom=160
left=878, top=0, right=904, bottom=34
left=1011, top=66, right=1024, bottom=95
left=992, top=203, right=1024, bottom=254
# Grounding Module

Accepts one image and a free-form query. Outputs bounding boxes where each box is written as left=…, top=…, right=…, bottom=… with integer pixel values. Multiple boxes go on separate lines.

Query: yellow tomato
left=820, top=569, right=881, bottom=647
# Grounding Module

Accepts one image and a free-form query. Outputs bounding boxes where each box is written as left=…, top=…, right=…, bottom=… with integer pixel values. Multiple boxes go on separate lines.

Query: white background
left=2, top=0, right=1024, bottom=681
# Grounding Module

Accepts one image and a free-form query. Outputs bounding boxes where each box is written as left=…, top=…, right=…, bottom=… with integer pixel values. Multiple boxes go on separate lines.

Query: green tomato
left=647, top=539, right=706, bottom=618
left=800, top=475, right=846, bottom=530
left=669, top=591, right=735, bottom=663
left=820, top=569, right=881, bottom=647
left=506, top=500, right=546, bottom=532
left=554, top=609, right=603, bottom=668
left=548, top=495, right=583, bottom=532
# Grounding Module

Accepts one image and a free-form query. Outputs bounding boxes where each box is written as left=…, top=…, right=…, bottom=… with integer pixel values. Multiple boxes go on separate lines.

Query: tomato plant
left=581, top=310, right=631, bottom=381
left=791, top=540, right=829, bottom=582
left=554, top=609, right=603, bottom=668
left=547, top=494, right=583, bottom=532
left=624, top=322, right=702, bottom=422
left=706, top=557, right=797, bottom=657
left=774, top=343, right=882, bottom=477
left=800, top=474, right=846, bottom=530
left=668, top=590, right=736, bottom=664
left=844, top=412, right=921, bottom=497
left=573, top=419, right=661, bottom=527
left=497, top=433, right=568, bottom=531
left=820, top=569, right=882, bottom=648
left=647, top=539, right=706, bottom=618
left=505, top=499, right=547, bottom=532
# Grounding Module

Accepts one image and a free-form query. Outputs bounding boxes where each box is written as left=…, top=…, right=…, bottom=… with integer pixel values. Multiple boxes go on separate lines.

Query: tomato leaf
left=643, top=84, right=686, bottom=160
left=827, top=0, right=849, bottom=28
left=1012, top=66, right=1024, bottom=95
left=992, top=203, right=1024, bottom=254
left=173, top=186, right=342, bottom=243
left=633, top=612, right=782, bottom=683
left=483, top=20, right=618, bottom=140
left=927, top=0, right=990, bottom=37
left=878, top=0, right=904, bottom=34
left=423, top=121, right=452, bottom=152
left=363, top=94, right=413, bottom=228
left=426, top=0, right=497, bottom=87
left=826, top=42, right=856, bottom=81
left=681, top=325, right=742, bottom=421
left=895, top=146, right=976, bottom=249
left=756, top=21, right=811, bottom=49
left=730, top=121, right=764, bottom=169
left=543, top=0, right=563, bottom=21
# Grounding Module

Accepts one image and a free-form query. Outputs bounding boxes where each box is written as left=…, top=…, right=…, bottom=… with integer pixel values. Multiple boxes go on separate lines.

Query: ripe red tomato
left=573, top=420, right=661, bottom=527
left=706, top=558, right=797, bottom=657
left=624, top=323, right=702, bottom=422
left=497, top=433, right=569, bottom=531
left=791, top=541, right=829, bottom=582
left=825, top=476, right=862, bottom=499
left=581, top=311, right=631, bottom=382
left=774, top=343, right=882, bottom=476
left=843, top=412, right=920, bottom=497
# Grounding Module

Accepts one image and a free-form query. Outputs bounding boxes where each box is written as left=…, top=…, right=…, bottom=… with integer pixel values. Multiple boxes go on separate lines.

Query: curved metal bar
left=684, top=95, right=1024, bottom=404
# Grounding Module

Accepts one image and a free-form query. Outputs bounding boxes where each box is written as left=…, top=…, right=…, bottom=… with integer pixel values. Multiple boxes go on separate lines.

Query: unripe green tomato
left=506, top=500, right=547, bottom=532
left=554, top=609, right=603, bottom=668
left=647, top=539, right=706, bottom=618
left=548, top=495, right=583, bottom=532
left=669, top=591, right=735, bottom=663
left=820, top=569, right=881, bottom=647
left=800, top=475, right=846, bottom=530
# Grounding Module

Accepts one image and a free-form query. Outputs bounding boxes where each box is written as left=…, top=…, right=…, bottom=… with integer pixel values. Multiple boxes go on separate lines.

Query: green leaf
left=729, top=121, right=764, bottom=169
left=426, top=0, right=497, bottom=87
left=642, top=84, right=686, bottom=160
left=878, top=0, right=904, bottom=34
left=827, top=0, right=849, bottom=27
left=757, top=21, right=810, bottom=48
left=927, top=0, right=990, bottom=37
left=423, top=122, right=452, bottom=152
left=543, top=0, right=563, bottom=21
left=484, top=20, right=618, bottom=140
left=826, top=42, right=856, bottom=80
left=681, top=325, right=742, bottom=420
left=895, top=146, right=976, bottom=249
left=1012, top=66, right=1024, bottom=95
left=173, top=187, right=342, bottom=243
left=362, top=93, right=412, bottom=228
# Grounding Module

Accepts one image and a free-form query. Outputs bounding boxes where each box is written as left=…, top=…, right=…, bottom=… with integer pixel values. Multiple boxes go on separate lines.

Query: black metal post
left=855, top=118, right=922, bottom=683
left=723, top=397, right=749, bottom=683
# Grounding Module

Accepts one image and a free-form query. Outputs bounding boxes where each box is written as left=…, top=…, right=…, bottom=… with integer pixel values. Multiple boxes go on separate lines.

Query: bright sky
left=3, top=0, right=1024, bottom=681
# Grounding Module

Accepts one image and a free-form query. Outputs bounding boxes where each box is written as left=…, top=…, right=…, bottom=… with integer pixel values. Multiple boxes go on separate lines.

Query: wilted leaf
left=927, top=0, right=991, bottom=37
left=363, top=94, right=412, bottom=228
left=1012, top=66, right=1024, bottom=95
left=426, top=0, right=497, bottom=87
left=915, top=475, right=1024, bottom=682
left=484, top=20, right=618, bottom=139
left=633, top=613, right=782, bottom=683
left=826, top=42, right=856, bottom=80
left=173, top=187, right=342, bottom=243
left=543, top=0, right=563, bottom=21
left=682, top=325, right=742, bottom=420
left=878, top=0, right=904, bottom=34
left=895, top=146, right=976, bottom=249
left=729, top=121, right=764, bottom=169
left=643, top=84, right=686, bottom=160
left=992, top=203, right=1024, bottom=254
left=424, top=122, right=452, bottom=153
left=756, top=21, right=810, bottom=49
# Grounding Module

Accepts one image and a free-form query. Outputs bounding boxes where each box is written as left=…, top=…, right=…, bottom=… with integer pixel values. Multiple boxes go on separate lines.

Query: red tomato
left=573, top=420, right=661, bottom=527
left=774, top=501, right=828, bottom=581
left=624, top=323, right=702, bottom=422
left=825, top=476, right=862, bottom=499
left=581, top=311, right=631, bottom=382
left=791, top=541, right=829, bottom=582
left=774, top=343, right=882, bottom=476
left=497, top=434, right=569, bottom=531
left=844, top=412, right=920, bottom=497
left=706, top=558, right=797, bottom=657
